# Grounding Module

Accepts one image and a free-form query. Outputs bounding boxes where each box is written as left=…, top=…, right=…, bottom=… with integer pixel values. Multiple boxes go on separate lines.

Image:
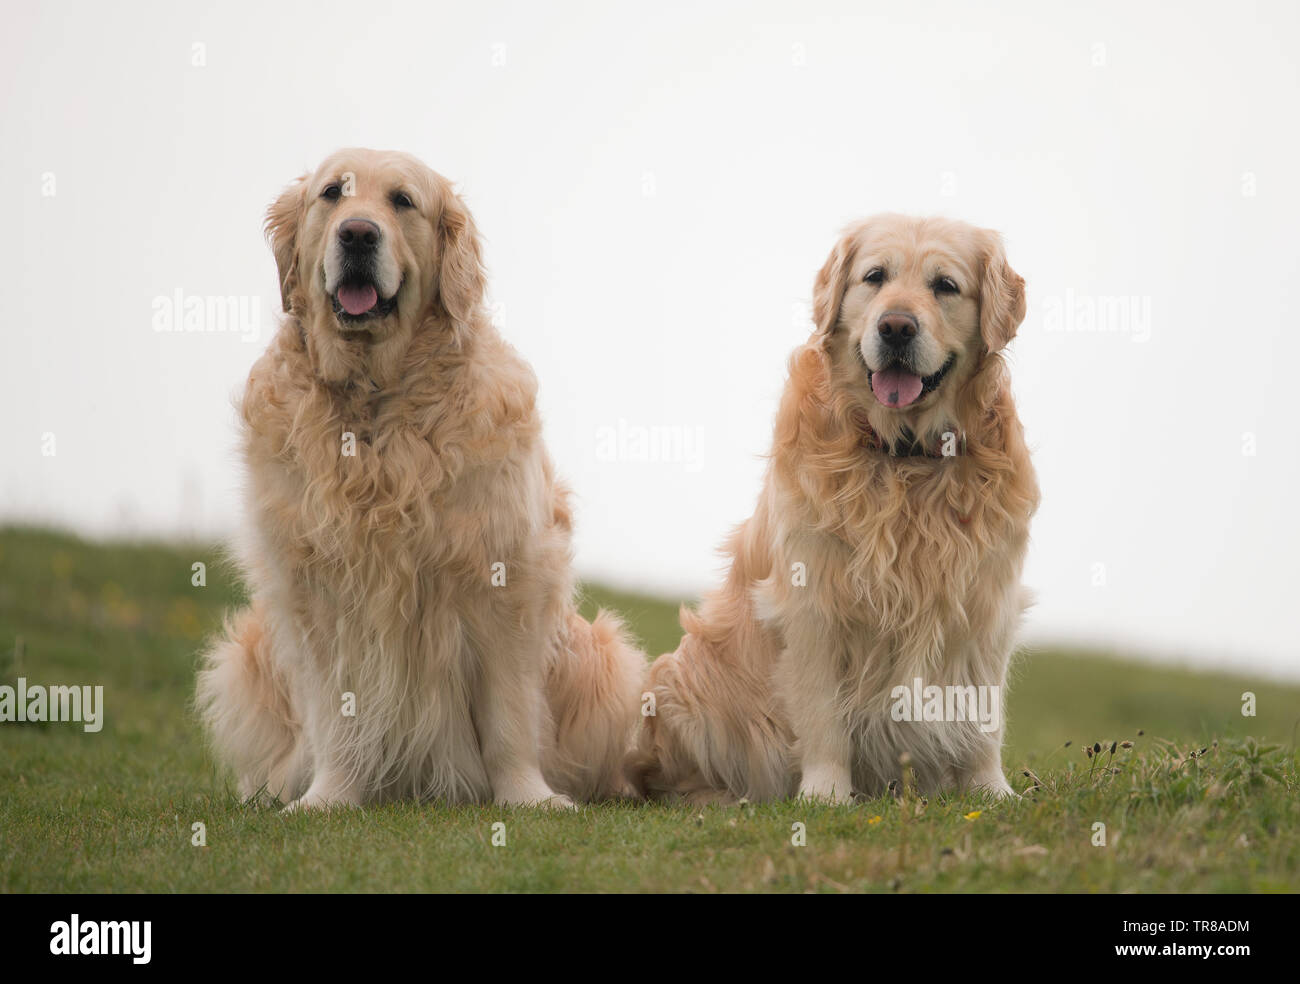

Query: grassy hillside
left=1, top=526, right=1296, bottom=892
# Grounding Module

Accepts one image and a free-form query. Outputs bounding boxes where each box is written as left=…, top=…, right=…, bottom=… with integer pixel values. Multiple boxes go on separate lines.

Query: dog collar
left=860, top=422, right=966, bottom=459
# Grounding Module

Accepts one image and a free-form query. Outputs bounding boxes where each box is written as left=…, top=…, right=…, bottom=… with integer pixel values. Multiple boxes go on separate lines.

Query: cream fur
left=196, top=149, right=644, bottom=810
left=630, top=214, right=1040, bottom=804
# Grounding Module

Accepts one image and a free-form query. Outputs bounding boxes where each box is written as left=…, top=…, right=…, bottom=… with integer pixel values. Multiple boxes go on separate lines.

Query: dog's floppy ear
left=265, top=175, right=308, bottom=314
left=978, top=230, right=1026, bottom=355
left=811, top=230, right=857, bottom=342
left=435, top=187, right=486, bottom=335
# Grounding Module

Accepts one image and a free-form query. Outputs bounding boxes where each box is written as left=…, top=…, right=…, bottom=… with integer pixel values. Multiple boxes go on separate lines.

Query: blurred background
left=3, top=0, right=1298, bottom=677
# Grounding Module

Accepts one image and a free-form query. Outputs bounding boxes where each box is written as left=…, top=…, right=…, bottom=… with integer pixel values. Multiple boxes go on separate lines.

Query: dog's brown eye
left=321, top=184, right=342, bottom=201
left=864, top=268, right=886, bottom=285
left=390, top=191, right=414, bottom=210
left=933, top=276, right=959, bottom=295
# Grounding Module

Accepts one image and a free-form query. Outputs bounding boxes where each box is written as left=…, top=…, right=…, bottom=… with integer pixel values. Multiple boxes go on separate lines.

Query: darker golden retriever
left=197, top=149, right=644, bottom=810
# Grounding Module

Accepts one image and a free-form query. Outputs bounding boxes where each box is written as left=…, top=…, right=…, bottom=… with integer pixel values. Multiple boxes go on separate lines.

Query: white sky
left=4, top=1, right=1298, bottom=678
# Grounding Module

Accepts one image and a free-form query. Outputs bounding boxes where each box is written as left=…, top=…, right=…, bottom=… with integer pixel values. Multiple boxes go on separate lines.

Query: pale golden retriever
left=631, top=214, right=1039, bottom=803
left=197, top=149, right=644, bottom=810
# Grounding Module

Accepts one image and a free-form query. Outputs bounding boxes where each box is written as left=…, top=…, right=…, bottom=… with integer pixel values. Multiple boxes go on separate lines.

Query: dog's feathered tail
left=541, top=608, right=647, bottom=801
left=195, top=603, right=309, bottom=804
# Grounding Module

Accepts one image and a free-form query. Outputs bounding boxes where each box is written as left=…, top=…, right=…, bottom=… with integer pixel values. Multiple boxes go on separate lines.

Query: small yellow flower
left=867, top=815, right=883, bottom=825
left=963, top=810, right=982, bottom=821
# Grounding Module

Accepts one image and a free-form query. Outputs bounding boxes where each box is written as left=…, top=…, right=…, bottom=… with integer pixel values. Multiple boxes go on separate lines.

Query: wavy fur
left=196, top=149, right=643, bottom=809
left=631, top=214, right=1039, bottom=803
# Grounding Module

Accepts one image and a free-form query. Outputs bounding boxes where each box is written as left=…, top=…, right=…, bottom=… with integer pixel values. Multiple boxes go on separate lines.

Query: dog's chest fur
left=241, top=327, right=544, bottom=589
left=772, top=452, right=1027, bottom=643
left=233, top=324, right=563, bottom=799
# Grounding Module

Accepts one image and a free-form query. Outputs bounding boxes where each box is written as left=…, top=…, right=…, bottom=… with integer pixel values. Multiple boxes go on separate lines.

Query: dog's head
left=265, top=148, right=484, bottom=378
left=812, top=213, right=1025, bottom=449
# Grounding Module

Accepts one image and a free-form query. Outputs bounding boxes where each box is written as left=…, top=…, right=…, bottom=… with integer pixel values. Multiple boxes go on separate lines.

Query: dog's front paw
left=797, top=763, right=855, bottom=804
left=281, top=779, right=362, bottom=814
left=973, top=777, right=1018, bottom=801
left=538, top=793, right=577, bottom=810
left=282, top=794, right=339, bottom=814
left=492, top=772, right=573, bottom=809
left=495, top=791, right=575, bottom=810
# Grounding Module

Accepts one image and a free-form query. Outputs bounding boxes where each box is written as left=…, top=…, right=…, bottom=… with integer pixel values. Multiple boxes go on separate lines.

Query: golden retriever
left=630, top=214, right=1039, bottom=803
left=196, top=149, right=644, bottom=810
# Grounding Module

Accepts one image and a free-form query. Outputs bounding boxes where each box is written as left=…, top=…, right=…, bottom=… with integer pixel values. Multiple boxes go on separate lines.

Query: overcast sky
left=4, top=1, right=1298, bottom=678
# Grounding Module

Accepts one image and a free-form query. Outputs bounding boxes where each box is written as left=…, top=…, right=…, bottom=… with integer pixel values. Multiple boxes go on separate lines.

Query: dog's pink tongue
left=337, top=284, right=377, bottom=316
left=871, top=367, right=924, bottom=408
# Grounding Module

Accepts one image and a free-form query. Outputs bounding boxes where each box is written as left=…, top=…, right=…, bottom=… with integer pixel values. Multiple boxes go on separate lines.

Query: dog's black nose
left=877, top=311, right=918, bottom=348
left=337, top=218, right=381, bottom=250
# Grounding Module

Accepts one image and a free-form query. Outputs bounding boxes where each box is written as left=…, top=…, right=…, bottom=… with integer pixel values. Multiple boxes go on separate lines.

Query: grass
left=1, top=525, right=1297, bottom=893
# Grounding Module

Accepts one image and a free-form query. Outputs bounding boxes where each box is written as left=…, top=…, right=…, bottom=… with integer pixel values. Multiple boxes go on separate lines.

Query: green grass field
left=1, top=526, right=1296, bottom=893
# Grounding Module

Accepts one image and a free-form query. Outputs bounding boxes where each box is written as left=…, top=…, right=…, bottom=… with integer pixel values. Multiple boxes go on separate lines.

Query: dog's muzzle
left=329, top=219, right=398, bottom=321
left=867, top=353, right=957, bottom=409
